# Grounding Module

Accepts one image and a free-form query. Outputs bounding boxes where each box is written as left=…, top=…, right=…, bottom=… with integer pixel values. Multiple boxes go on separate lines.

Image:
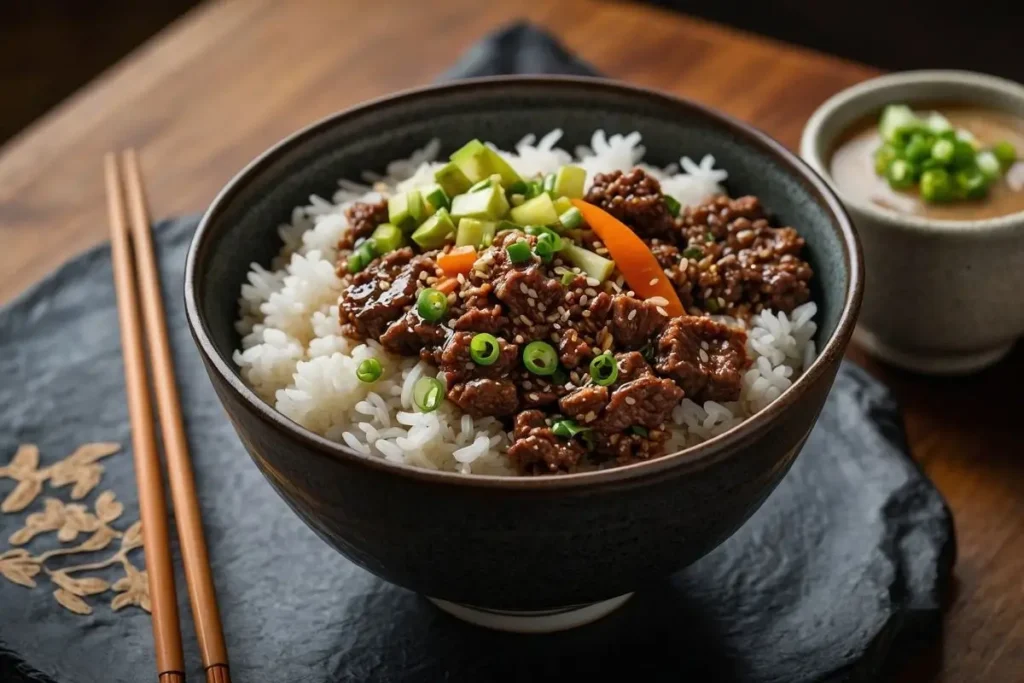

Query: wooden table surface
left=1, top=0, right=1020, bottom=680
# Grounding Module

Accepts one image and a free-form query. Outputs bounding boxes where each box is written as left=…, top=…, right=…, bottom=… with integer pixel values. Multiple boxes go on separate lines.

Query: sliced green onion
left=976, top=151, right=1001, bottom=181
left=346, top=252, right=365, bottom=273
left=542, top=172, right=556, bottom=194
left=552, top=419, right=591, bottom=439
left=931, top=138, right=955, bottom=165
left=413, top=377, right=444, bottom=412
left=552, top=368, right=569, bottom=385
left=354, top=239, right=377, bottom=269
left=506, top=239, right=532, bottom=264
left=873, top=143, right=899, bottom=176
left=705, top=231, right=715, bottom=243
left=580, top=430, right=597, bottom=451
left=506, top=180, right=529, bottom=196
left=640, top=344, right=655, bottom=363
left=589, top=353, right=618, bottom=386
left=951, top=139, right=977, bottom=169
left=904, top=133, right=933, bottom=163
left=682, top=246, right=703, bottom=260
left=523, top=341, right=558, bottom=376
left=510, top=194, right=526, bottom=207
left=559, top=206, right=583, bottom=230
left=879, top=104, right=922, bottom=144
left=525, top=225, right=564, bottom=250
left=993, top=141, right=1017, bottom=169
left=663, top=195, right=681, bottom=217
left=560, top=271, right=576, bottom=286
left=630, top=426, right=649, bottom=437
left=705, top=297, right=720, bottom=313
left=416, top=288, right=448, bottom=322
left=920, top=168, right=954, bottom=203
left=954, top=168, right=989, bottom=200
left=356, top=358, right=382, bottom=383
left=534, top=233, right=556, bottom=262
left=553, top=196, right=574, bottom=215
left=885, top=159, right=915, bottom=190
left=469, top=333, right=500, bottom=366
left=525, top=180, right=544, bottom=199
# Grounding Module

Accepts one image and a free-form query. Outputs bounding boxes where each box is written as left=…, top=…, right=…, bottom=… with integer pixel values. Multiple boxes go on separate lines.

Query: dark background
left=0, top=0, right=1020, bottom=147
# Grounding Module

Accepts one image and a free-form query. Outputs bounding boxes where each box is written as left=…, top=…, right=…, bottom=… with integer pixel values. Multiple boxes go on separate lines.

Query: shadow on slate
left=0, top=23, right=954, bottom=683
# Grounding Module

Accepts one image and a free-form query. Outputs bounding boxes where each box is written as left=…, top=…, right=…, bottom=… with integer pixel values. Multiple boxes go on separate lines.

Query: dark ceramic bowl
left=185, top=77, right=863, bottom=631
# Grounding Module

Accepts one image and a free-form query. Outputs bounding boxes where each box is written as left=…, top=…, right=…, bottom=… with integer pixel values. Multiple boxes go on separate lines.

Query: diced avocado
left=388, top=190, right=425, bottom=231
left=421, top=184, right=450, bottom=214
left=554, top=165, right=587, bottom=199
left=509, top=193, right=559, bottom=226
left=455, top=218, right=496, bottom=248
left=370, top=223, right=405, bottom=253
left=434, top=162, right=473, bottom=197
left=411, top=209, right=456, bottom=249
left=450, top=184, right=510, bottom=222
left=562, top=243, right=615, bottom=283
left=553, top=196, right=573, bottom=214
left=450, top=139, right=523, bottom=185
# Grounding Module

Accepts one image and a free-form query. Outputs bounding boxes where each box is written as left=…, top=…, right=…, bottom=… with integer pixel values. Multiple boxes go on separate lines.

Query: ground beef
left=493, top=264, right=563, bottom=331
left=338, top=199, right=389, bottom=251
left=600, top=376, right=683, bottom=433
left=610, top=295, right=669, bottom=349
left=453, top=305, right=507, bottom=334
left=667, top=195, right=813, bottom=317
left=379, top=311, right=451, bottom=360
left=654, top=316, right=749, bottom=402
left=508, top=410, right=585, bottom=474
left=439, top=331, right=519, bottom=385
left=593, top=429, right=670, bottom=465
left=517, top=370, right=564, bottom=409
left=338, top=249, right=437, bottom=340
left=614, top=351, right=654, bottom=384
left=557, top=328, right=592, bottom=369
left=585, top=168, right=675, bottom=239
left=559, top=385, right=609, bottom=423
left=447, top=378, right=518, bottom=418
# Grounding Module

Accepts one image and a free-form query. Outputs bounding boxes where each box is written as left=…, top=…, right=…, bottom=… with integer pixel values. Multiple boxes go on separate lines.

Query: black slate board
left=0, top=24, right=954, bottom=683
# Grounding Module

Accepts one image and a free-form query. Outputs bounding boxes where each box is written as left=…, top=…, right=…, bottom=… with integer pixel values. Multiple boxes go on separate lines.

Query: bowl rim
left=800, top=69, right=1024, bottom=235
left=185, top=75, right=863, bottom=490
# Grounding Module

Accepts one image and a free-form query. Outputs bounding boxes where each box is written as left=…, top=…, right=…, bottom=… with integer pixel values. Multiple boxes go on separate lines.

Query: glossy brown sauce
left=830, top=106, right=1024, bottom=221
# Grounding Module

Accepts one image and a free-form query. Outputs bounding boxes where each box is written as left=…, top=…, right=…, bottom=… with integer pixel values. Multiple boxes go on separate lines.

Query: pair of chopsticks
left=105, top=151, right=231, bottom=683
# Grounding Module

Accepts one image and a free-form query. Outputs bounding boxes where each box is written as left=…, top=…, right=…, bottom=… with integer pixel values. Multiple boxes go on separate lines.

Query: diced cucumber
left=510, top=193, right=559, bottom=226
left=562, top=243, right=615, bottom=283
left=450, top=139, right=523, bottom=185
left=450, top=184, right=510, bottom=222
left=388, top=190, right=425, bottom=231
left=421, top=184, right=450, bottom=214
left=553, top=196, right=573, bottom=214
left=434, top=162, right=473, bottom=197
left=496, top=219, right=521, bottom=234
left=370, top=223, right=405, bottom=253
left=554, top=165, right=586, bottom=199
left=411, top=209, right=456, bottom=249
left=510, top=194, right=526, bottom=207
left=455, top=218, right=496, bottom=248
left=468, top=174, right=503, bottom=193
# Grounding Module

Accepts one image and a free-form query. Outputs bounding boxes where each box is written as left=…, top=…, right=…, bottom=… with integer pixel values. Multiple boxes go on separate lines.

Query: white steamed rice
left=233, top=130, right=817, bottom=475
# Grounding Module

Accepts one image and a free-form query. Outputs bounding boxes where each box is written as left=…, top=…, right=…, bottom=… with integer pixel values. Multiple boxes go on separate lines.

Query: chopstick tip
left=206, top=664, right=231, bottom=683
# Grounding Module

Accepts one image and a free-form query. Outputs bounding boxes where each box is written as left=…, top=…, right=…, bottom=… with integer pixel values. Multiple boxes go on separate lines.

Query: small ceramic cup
left=801, top=70, right=1024, bottom=374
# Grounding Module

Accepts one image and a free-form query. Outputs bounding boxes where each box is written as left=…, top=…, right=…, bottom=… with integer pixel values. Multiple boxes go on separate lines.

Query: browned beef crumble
left=333, top=167, right=814, bottom=474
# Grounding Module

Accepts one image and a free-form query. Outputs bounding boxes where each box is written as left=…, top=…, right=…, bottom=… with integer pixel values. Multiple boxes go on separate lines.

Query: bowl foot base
left=854, top=326, right=1015, bottom=375
left=427, top=593, right=633, bottom=633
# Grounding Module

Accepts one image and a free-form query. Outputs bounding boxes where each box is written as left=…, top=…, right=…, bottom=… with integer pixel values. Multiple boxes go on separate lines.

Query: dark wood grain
left=0, top=1, right=1020, bottom=681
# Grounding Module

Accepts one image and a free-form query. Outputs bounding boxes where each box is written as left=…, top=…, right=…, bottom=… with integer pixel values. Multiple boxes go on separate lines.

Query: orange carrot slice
left=437, top=245, right=478, bottom=276
left=570, top=199, right=685, bottom=317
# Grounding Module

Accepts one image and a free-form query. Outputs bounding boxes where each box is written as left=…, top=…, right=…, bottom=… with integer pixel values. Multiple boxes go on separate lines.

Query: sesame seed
left=515, top=334, right=525, bottom=344
left=586, top=277, right=600, bottom=287
left=582, top=310, right=591, bottom=317
left=527, top=298, right=536, bottom=308
left=584, top=411, right=597, bottom=422
left=585, top=287, right=598, bottom=297
left=379, top=282, right=390, bottom=291
left=701, top=341, right=710, bottom=350
left=520, top=315, right=533, bottom=326
left=418, top=271, right=428, bottom=281
left=523, top=381, right=533, bottom=389
left=529, top=393, right=540, bottom=401
left=551, top=332, right=560, bottom=342
left=657, top=306, right=668, bottom=316
left=520, top=283, right=529, bottom=294
left=649, top=277, right=659, bottom=286
left=627, top=309, right=637, bottom=321
left=564, top=382, right=574, bottom=390
left=593, top=241, right=604, bottom=248
left=538, top=303, right=547, bottom=312
left=447, top=318, right=457, bottom=327
left=625, top=397, right=637, bottom=406
left=648, top=296, right=669, bottom=306
left=580, top=295, right=589, bottom=306
left=553, top=322, right=561, bottom=330
left=529, top=289, right=538, bottom=298
left=699, top=349, right=709, bottom=363
left=466, top=362, right=475, bottom=370
left=626, top=290, right=635, bottom=297
left=565, top=293, right=575, bottom=302
left=596, top=247, right=610, bottom=255
left=447, top=293, right=456, bottom=304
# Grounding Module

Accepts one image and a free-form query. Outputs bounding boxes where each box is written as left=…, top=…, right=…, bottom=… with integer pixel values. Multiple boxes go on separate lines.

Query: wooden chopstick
left=105, top=153, right=187, bottom=683
left=121, top=149, right=232, bottom=683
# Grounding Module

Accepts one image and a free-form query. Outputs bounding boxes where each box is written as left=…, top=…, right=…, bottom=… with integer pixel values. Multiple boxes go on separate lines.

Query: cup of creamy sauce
left=801, top=71, right=1024, bottom=374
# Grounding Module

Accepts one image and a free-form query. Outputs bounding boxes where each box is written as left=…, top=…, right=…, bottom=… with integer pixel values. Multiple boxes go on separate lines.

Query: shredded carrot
left=435, top=277, right=460, bottom=295
left=570, top=199, right=685, bottom=317
left=437, top=246, right=478, bottom=276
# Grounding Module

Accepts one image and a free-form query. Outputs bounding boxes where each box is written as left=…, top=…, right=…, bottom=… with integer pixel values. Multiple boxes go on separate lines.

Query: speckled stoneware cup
left=185, top=77, right=862, bottom=632
left=802, top=70, right=1024, bottom=374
